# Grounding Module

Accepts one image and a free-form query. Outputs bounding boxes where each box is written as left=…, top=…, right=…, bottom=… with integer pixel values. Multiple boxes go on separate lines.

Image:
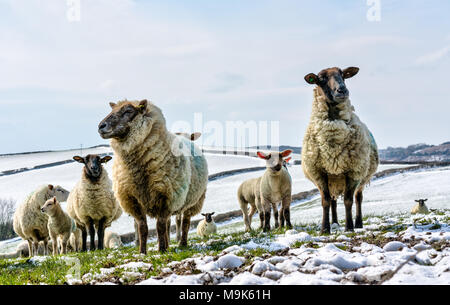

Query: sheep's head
left=415, top=199, right=428, bottom=206
left=41, top=197, right=60, bottom=216
left=98, top=100, right=149, bottom=140
left=304, top=67, right=359, bottom=104
left=47, top=184, right=70, bottom=203
left=73, top=154, right=112, bottom=181
left=257, top=149, right=293, bottom=172
left=201, top=212, right=215, bottom=223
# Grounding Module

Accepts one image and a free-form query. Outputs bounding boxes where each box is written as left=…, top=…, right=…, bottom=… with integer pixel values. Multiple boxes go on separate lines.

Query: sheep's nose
left=99, top=122, right=107, bottom=130
left=337, top=87, right=346, bottom=94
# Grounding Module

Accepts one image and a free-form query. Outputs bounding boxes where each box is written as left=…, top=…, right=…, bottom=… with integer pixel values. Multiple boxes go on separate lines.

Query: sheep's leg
left=134, top=220, right=139, bottom=246
left=33, top=241, right=40, bottom=257
left=331, top=199, right=338, bottom=225
left=279, top=205, right=285, bottom=228
left=175, top=214, right=182, bottom=242
left=318, top=183, right=332, bottom=234
left=282, top=196, right=292, bottom=229
left=261, top=198, right=272, bottom=232
left=61, top=234, right=70, bottom=254
left=97, top=217, right=106, bottom=250
left=88, top=218, right=96, bottom=251
left=166, top=217, right=171, bottom=247
left=136, top=215, right=148, bottom=255
left=255, top=197, right=264, bottom=230
left=355, top=190, right=363, bottom=228
left=42, top=239, right=48, bottom=256
left=27, top=240, right=33, bottom=257
left=240, top=200, right=251, bottom=232
left=248, top=203, right=256, bottom=228
left=179, top=214, right=191, bottom=248
left=344, top=177, right=359, bottom=232
left=81, top=226, right=87, bottom=252
left=272, top=203, right=279, bottom=229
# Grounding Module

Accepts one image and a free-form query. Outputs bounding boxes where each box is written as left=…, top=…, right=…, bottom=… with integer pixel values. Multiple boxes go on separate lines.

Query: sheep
left=411, top=199, right=430, bottom=215
left=69, top=228, right=82, bottom=252
left=302, top=67, right=379, bottom=234
left=67, top=154, right=123, bottom=252
left=0, top=241, right=29, bottom=259
left=104, top=230, right=123, bottom=249
left=41, top=197, right=77, bottom=255
left=13, top=184, right=70, bottom=256
left=257, top=150, right=293, bottom=231
left=238, top=150, right=293, bottom=232
left=196, top=212, right=217, bottom=237
left=237, top=177, right=261, bottom=232
left=98, top=99, right=208, bottom=253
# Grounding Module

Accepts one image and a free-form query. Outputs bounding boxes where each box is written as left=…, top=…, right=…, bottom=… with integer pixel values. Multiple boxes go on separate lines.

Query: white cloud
left=415, top=45, right=450, bottom=65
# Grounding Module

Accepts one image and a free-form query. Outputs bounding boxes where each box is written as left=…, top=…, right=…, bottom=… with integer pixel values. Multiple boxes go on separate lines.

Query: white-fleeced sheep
left=257, top=150, right=293, bottom=231
left=104, top=230, right=123, bottom=249
left=98, top=100, right=208, bottom=253
left=67, top=154, right=123, bottom=251
left=196, top=212, right=217, bottom=237
left=411, top=199, right=430, bottom=214
left=69, top=228, right=82, bottom=252
left=13, top=184, right=70, bottom=256
left=41, top=197, right=77, bottom=255
left=302, top=67, right=379, bottom=233
left=237, top=177, right=261, bottom=232
left=237, top=150, right=292, bottom=232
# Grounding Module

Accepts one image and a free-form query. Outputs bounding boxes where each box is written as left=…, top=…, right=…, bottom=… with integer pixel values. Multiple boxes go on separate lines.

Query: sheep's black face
left=202, top=212, right=215, bottom=223
left=98, top=100, right=147, bottom=140
left=305, top=67, right=359, bottom=104
left=73, top=154, right=112, bottom=181
left=415, top=199, right=428, bottom=206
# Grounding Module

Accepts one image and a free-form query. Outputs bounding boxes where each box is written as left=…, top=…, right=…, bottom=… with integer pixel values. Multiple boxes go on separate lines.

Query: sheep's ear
left=109, top=102, right=117, bottom=109
left=48, top=184, right=54, bottom=191
left=257, top=151, right=270, bottom=160
left=53, top=197, right=57, bottom=204
left=343, top=67, right=359, bottom=79
left=281, top=149, right=293, bottom=158
left=211, top=212, right=215, bottom=215
left=191, top=132, right=201, bottom=141
left=415, top=200, right=420, bottom=203
left=73, top=156, right=85, bottom=164
left=304, top=73, right=318, bottom=85
left=284, top=157, right=292, bottom=163
left=101, top=156, right=113, bottom=163
left=424, top=199, right=428, bottom=202
left=201, top=213, right=206, bottom=216
left=138, top=100, right=148, bottom=113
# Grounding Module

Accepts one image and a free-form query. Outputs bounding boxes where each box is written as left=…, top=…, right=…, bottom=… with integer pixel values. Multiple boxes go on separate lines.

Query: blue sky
left=0, top=0, right=449, bottom=153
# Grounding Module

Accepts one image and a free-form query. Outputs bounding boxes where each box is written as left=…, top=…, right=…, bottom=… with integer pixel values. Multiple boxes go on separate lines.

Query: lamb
left=0, top=241, right=29, bottom=259
left=104, top=230, right=123, bottom=249
left=98, top=100, right=208, bottom=253
left=69, top=228, right=82, bottom=252
left=196, top=212, right=217, bottom=237
left=237, top=177, right=262, bottom=232
left=238, top=150, right=293, bottom=232
left=67, top=154, right=123, bottom=251
left=257, top=150, right=293, bottom=231
left=13, top=184, right=70, bottom=256
left=301, top=67, right=379, bottom=234
left=41, top=197, right=77, bottom=255
left=411, top=199, right=430, bottom=215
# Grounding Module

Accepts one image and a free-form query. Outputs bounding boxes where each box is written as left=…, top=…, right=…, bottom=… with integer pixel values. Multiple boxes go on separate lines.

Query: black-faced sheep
left=302, top=67, right=379, bottom=233
left=67, top=154, right=123, bottom=251
left=196, top=212, right=217, bottom=237
left=411, top=199, right=430, bottom=214
left=98, top=100, right=208, bottom=253
left=13, top=184, right=70, bottom=256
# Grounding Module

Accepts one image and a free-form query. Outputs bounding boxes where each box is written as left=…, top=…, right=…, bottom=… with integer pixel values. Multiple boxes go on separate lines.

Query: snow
left=226, top=272, right=275, bottom=285
left=383, top=241, right=407, bottom=252
left=216, top=254, right=245, bottom=269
